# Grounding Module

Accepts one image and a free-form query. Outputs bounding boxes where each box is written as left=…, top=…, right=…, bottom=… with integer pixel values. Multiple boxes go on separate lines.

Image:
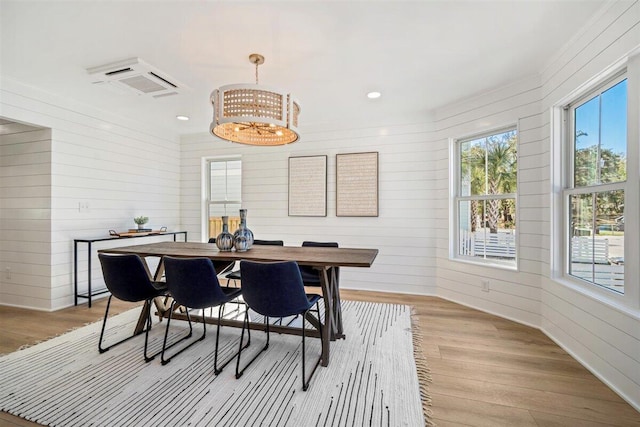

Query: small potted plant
left=134, top=216, right=149, bottom=230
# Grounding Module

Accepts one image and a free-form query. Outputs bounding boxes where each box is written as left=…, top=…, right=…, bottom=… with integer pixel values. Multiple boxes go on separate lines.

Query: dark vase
left=233, top=209, right=254, bottom=250
left=215, top=216, right=234, bottom=251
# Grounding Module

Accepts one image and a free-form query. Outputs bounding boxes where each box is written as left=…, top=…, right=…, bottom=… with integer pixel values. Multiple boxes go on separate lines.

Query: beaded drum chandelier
left=210, top=54, right=300, bottom=146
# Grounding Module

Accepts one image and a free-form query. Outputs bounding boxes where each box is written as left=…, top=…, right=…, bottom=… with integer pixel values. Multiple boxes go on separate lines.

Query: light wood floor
left=1, top=290, right=639, bottom=426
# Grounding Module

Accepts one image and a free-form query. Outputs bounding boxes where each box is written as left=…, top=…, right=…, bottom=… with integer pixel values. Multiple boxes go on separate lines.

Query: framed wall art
left=288, top=155, right=327, bottom=216
left=336, top=151, right=379, bottom=217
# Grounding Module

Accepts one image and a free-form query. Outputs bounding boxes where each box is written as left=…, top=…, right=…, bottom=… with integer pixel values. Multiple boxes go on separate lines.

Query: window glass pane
left=209, top=162, right=228, bottom=200
left=458, top=200, right=473, bottom=256
left=209, top=160, right=242, bottom=201
left=574, top=79, right=627, bottom=187
left=570, top=193, right=594, bottom=238
left=569, top=191, right=624, bottom=294
left=458, top=199, right=516, bottom=261
left=226, top=161, right=242, bottom=202
left=486, top=131, right=517, bottom=195
left=574, top=96, right=599, bottom=187
left=460, top=140, right=485, bottom=196
left=595, top=190, right=624, bottom=292
left=208, top=203, right=241, bottom=217
left=459, top=130, right=517, bottom=196
left=600, top=80, right=627, bottom=184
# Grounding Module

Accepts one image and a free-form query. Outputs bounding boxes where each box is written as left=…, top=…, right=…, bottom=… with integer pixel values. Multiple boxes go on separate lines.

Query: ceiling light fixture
left=367, top=91, right=381, bottom=99
left=176, top=115, right=190, bottom=121
left=210, top=53, right=300, bottom=146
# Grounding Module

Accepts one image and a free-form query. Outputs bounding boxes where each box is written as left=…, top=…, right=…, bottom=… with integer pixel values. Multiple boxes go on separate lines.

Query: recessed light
left=176, top=115, right=190, bottom=121
left=367, top=91, right=381, bottom=99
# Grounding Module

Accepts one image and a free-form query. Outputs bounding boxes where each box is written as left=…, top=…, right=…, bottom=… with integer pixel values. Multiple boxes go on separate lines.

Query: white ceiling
left=0, top=1, right=606, bottom=136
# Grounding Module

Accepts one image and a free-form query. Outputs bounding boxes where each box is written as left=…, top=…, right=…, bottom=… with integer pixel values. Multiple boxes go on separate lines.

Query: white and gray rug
left=0, top=301, right=424, bottom=426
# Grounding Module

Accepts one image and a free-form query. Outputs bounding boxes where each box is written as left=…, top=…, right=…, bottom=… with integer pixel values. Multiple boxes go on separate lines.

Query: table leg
left=134, top=256, right=170, bottom=332
left=74, top=241, right=78, bottom=306
left=318, top=266, right=345, bottom=367
left=152, top=258, right=165, bottom=281
left=319, top=268, right=331, bottom=366
left=87, top=242, right=92, bottom=308
left=330, top=267, right=345, bottom=339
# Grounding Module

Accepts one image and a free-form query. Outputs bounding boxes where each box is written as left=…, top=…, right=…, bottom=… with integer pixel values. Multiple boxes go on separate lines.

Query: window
left=564, top=74, right=627, bottom=294
left=453, top=127, right=518, bottom=267
left=206, top=158, right=241, bottom=240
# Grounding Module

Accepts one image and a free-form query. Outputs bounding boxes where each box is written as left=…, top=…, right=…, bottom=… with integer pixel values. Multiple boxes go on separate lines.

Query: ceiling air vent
left=87, top=58, right=187, bottom=98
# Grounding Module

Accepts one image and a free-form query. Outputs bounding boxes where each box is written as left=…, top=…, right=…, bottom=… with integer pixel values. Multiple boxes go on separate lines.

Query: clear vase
left=215, top=216, right=234, bottom=251
left=233, top=209, right=254, bottom=250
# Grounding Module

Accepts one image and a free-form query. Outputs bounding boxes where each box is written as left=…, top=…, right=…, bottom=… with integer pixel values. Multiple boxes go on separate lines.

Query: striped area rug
left=0, top=301, right=425, bottom=426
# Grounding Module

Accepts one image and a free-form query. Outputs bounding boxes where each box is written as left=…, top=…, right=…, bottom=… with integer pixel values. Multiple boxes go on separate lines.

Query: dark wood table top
left=98, top=241, right=378, bottom=268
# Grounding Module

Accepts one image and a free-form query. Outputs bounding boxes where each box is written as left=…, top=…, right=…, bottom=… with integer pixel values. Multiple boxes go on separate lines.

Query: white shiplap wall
left=181, top=121, right=439, bottom=296
left=538, top=0, right=640, bottom=411
left=0, top=77, right=182, bottom=310
left=431, top=76, right=544, bottom=328
left=0, top=127, right=53, bottom=310
left=430, top=0, right=640, bottom=411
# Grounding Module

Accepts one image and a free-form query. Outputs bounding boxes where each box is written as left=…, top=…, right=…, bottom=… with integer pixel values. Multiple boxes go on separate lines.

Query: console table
left=73, top=230, right=187, bottom=307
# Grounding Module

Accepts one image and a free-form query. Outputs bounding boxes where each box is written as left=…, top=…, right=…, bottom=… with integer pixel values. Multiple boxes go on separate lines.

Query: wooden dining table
left=98, top=241, right=378, bottom=367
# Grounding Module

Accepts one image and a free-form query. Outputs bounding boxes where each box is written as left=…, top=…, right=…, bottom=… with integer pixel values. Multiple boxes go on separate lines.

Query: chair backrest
left=302, top=241, right=338, bottom=249
left=163, top=257, right=228, bottom=309
left=240, top=260, right=311, bottom=318
left=254, top=239, right=284, bottom=246
left=98, top=253, right=158, bottom=302
left=300, top=241, right=340, bottom=284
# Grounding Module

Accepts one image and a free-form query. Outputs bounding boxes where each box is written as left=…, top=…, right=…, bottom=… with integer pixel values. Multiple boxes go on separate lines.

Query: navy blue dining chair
left=299, top=241, right=340, bottom=287
left=98, top=253, right=168, bottom=362
left=161, top=256, right=249, bottom=374
left=235, top=260, right=323, bottom=391
left=224, top=239, right=284, bottom=285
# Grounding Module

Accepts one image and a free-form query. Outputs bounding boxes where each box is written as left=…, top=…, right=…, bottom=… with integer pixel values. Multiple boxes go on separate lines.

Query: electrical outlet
left=481, top=279, right=490, bottom=292
left=78, top=201, right=90, bottom=212
left=5, top=267, right=11, bottom=280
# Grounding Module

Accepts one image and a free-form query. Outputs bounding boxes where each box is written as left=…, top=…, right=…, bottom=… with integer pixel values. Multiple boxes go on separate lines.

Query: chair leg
left=160, top=302, right=198, bottom=365
left=98, top=295, right=114, bottom=353
left=143, top=299, right=162, bottom=362
left=236, top=309, right=268, bottom=379
left=99, top=296, right=149, bottom=355
left=302, top=302, right=323, bottom=391
left=302, top=312, right=307, bottom=390
left=214, top=303, right=250, bottom=375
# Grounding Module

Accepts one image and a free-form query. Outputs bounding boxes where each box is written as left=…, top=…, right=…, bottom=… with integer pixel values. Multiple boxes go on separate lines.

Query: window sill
left=551, top=275, right=640, bottom=319
left=450, top=255, right=518, bottom=272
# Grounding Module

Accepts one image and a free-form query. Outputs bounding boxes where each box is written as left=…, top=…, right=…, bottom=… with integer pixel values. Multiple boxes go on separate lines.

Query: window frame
left=552, top=54, right=640, bottom=311
left=450, top=125, right=519, bottom=270
left=562, top=72, right=627, bottom=294
left=202, top=156, right=242, bottom=240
